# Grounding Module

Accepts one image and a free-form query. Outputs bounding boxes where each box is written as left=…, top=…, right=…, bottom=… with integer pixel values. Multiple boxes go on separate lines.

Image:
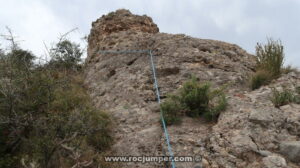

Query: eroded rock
left=84, top=9, right=300, bottom=168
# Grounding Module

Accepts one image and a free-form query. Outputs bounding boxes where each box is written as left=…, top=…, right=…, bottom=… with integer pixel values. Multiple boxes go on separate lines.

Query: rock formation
left=85, top=9, right=300, bottom=168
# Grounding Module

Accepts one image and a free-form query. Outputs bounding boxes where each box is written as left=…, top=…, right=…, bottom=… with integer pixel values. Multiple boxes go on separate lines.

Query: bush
left=86, top=110, right=112, bottom=151
left=49, top=40, right=83, bottom=69
left=6, top=49, right=35, bottom=68
left=250, top=70, right=272, bottom=90
left=250, top=38, right=285, bottom=90
left=204, top=94, right=227, bottom=121
left=296, top=86, right=300, bottom=94
left=179, top=80, right=211, bottom=117
left=0, top=154, right=18, bottom=168
left=160, top=97, right=183, bottom=125
left=0, top=39, right=112, bottom=167
left=256, top=38, right=284, bottom=78
left=294, top=96, right=300, bottom=104
left=271, top=87, right=294, bottom=108
left=161, top=77, right=228, bottom=125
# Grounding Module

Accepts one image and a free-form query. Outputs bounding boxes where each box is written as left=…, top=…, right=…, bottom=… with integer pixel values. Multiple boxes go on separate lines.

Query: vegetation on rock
left=271, top=86, right=300, bottom=108
left=250, top=38, right=288, bottom=90
left=250, top=70, right=272, bottom=90
left=271, top=87, right=294, bottom=108
left=256, top=38, right=284, bottom=78
left=296, top=86, right=300, bottom=94
left=161, top=77, right=228, bottom=125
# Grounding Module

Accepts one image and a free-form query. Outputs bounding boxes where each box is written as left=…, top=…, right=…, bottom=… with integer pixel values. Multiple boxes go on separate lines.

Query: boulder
left=262, top=155, right=287, bottom=168
left=280, top=141, right=300, bottom=163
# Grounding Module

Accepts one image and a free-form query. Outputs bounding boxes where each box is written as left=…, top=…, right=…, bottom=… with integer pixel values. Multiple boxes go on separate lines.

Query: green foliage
left=160, top=97, right=183, bottom=125
left=294, top=96, right=300, bottom=104
left=250, top=70, right=272, bottom=90
left=256, top=38, right=284, bottom=78
left=271, top=87, right=294, bottom=108
left=179, top=80, right=210, bottom=117
left=0, top=124, right=20, bottom=167
left=84, top=109, right=112, bottom=151
left=9, top=49, right=35, bottom=66
left=250, top=38, right=286, bottom=90
left=0, top=40, right=111, bottom=167
left=296, top=86, right=300, bottom=94
left=204, top=94, right=227, bottom=121
left=0, top=154, right=19, bottom=168
left=161, top=77, right=228, bottom=125
left=49, top=40, right=83, bottom=69
left=270, top=86, right=300, bottom=107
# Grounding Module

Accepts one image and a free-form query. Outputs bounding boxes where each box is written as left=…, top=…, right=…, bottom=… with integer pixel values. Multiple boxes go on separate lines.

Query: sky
left=0, top=0, right=299, bottom=67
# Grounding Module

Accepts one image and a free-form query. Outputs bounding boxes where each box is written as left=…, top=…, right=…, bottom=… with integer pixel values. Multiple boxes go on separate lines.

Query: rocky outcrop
left=88, top=9, right=159, bottom=54
left=85, top=9, right=300, bottom=168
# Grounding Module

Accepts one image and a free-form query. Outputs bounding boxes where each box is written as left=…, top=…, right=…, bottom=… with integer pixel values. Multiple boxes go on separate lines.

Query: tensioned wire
left=98, top=49, right=176, bottom=168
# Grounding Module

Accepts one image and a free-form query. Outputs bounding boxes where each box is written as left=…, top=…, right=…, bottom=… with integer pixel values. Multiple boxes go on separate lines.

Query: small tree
left=0, top=30, right=112, bottom=168
left=8, top=49, right=35, bottom=69
left=50, top=40, right=82, bottom=69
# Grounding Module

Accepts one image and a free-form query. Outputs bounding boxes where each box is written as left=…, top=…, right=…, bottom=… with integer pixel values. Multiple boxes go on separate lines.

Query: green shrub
left=49, top=40, right=83, bottom=69
left=179, top=78, right=228, bottom=120
left=0, top=39, right=112, bottom=167
left=86, top=110, right=112, bottom=151
left=161, top=97, right=183, bottom=125
left=204, top=94, right=227, bottom=121
left=250, top=70, right=272, bottom=90
left=271, top=87, right=294, bottom=108
left=296, top=86, right=300, bottom=94
left=179, top=80, right=210, bottom=117
left=250, top=38, right=285, bottom=90
left=6, top=49, right=35, bottom=69
left=256, top=38, right=284, bottom=78
left=294, top=96, right=300, bottom=104
left=160, top=77, right=228, bottom=125
left=0, top=154, right=19, bottom=168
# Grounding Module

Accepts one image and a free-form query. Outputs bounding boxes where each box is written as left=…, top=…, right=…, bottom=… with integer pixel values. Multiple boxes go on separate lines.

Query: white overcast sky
left=0, top=0, right=299, bottom=67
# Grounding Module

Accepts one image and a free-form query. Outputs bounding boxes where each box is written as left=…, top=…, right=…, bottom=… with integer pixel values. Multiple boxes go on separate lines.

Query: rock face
left=85, top=9, right=300, bottom=168
left=88, top=9, right=159, bottom=54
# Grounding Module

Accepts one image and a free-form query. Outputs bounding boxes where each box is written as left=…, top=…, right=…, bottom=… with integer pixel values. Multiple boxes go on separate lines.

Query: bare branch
left=0, top=26, right=20, bottom=50
left=58, top=28, right=78, bottom=42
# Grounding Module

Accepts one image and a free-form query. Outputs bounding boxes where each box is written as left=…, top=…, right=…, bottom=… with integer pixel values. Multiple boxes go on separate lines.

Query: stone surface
left=249, top=108, right=273, bottom=126
left=280, top=141, right=300, bottom=163
left=280, top=104, right=300, bottom=136
left=84, top=9, right=300, bottom=168
left=262, top=155, right=287, bottom=168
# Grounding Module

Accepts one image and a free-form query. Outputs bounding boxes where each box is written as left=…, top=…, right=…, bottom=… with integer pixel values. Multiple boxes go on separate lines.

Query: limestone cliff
left=85, top=9, right=300, bottom=168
